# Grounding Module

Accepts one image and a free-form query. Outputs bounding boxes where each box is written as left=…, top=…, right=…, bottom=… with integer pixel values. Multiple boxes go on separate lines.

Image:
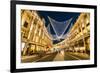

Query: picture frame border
left=10, top=0, right=97, bottom=72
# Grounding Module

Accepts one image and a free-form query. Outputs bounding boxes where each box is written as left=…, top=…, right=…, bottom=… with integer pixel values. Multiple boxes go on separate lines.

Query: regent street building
left=55, top=13, right=90, bottom=55
left=21, top=10, right=53, bottom=56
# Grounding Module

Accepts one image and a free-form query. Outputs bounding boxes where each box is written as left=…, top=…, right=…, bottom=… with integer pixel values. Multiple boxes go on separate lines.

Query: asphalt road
left=36, top=53, right=57, bottom=62
left=65, top=52, right=90, bottom=60
left=21, top=52, right=90, bottom=63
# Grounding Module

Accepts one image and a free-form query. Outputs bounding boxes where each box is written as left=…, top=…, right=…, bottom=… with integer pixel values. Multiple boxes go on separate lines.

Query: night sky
left=37, top=11, right=80, bottom=43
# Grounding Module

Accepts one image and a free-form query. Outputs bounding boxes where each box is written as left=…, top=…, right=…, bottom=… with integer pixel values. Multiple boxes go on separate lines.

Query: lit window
left=24, top=21, right=28, bottom=28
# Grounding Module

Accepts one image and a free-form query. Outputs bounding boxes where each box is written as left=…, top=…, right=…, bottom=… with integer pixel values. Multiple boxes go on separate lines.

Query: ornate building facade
left=54, top=13, right=90, bottom=55
left=21, top=10, right=53, bottom=56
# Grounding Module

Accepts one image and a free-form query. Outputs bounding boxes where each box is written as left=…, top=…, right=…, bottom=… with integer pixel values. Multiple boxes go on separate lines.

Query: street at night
left=21, top=52, right=90, bottom=63
left=21, top=10, right=90, bottom=63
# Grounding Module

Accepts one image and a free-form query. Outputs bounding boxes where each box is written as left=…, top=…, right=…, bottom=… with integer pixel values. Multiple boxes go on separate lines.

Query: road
left=64, top=52, right=90, bottom=60
left=36, top=53, right=57, bottom=62
left=21, top=52, right=90, bottom=63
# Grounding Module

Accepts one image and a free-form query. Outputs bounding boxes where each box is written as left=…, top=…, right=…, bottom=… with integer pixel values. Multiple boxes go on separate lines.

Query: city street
left=21, top=51, right=90, bottom=63
left=21, top=10, right=90, bottom=63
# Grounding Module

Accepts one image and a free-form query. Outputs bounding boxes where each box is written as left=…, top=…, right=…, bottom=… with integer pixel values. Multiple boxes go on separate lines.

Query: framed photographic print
left=10, top=0, right=97, bottom=72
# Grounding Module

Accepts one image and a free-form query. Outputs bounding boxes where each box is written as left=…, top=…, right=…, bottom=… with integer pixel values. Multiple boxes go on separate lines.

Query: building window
left=86, top=23, right=90, bottom=26
left=34, top=18, right=38, bottom=25
left=84, top=14, right=87, bottom=19
left=24, top=21, right=28, bottom=28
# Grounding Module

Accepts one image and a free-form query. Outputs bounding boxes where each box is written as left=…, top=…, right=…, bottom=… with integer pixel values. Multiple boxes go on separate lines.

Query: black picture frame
left=10, top=0, right=97, bottom=73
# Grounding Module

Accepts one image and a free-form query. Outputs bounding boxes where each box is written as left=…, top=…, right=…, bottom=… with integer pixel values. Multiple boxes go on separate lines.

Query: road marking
left=66, top=53, right=80, bottom=60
